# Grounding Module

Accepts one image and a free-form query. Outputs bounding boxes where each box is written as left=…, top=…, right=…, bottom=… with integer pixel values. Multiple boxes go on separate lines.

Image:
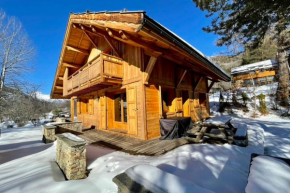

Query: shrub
left=53, top=109, right=63, bottom=116
left=242, top=92, right=249, bottom=106
left=258, top=94, right=268, bottom=115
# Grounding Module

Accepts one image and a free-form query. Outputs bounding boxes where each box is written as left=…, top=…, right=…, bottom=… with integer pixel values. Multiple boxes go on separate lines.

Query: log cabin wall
left=52, top=12, right=231, bottom=141
left=232, top=69, right=277, bottom=86
left=72, top=37, right=146, bottom=139
left=69, top=35, right=211, bottom=140
left=144, top=56, right=210, bottom=139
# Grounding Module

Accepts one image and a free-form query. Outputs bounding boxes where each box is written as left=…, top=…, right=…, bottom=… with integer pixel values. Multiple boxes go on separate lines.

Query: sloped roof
left=231, top=59, right=278, bottom=75
left=51, top=11, right=230, bottom=99
left=142, top=14, right=230, bottom=81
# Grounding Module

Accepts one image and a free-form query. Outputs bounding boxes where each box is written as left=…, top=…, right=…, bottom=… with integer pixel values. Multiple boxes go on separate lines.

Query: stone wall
left=42, top=122, right=83, bottom=144
left=56, top=133, right=87, bottom=180
left=42, top=125, right=56, bottom=143
left=56, top=122, right=83, bottom=133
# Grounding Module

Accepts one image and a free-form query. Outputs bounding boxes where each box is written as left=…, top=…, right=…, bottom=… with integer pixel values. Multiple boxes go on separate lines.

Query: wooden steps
left=79, top=130, right=196, bottom=156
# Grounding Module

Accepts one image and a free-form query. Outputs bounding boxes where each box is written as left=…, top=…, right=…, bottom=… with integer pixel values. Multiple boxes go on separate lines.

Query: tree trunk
left=0, top=65, right=6, bottom=92
left=276, top=50, right=289, bottom=106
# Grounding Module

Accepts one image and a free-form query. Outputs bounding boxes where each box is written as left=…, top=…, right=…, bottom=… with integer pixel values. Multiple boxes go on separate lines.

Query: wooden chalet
left=231, top=59, right=278, bottom=86
left=51, top=11, right=230, bottom=140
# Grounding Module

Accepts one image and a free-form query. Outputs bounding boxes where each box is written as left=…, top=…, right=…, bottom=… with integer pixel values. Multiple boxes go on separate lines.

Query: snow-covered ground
left=0, top=85, right=290, bottom=192
left=246, top=155, right=290, bottom=193
left=0, top=123, right=265, bottom=193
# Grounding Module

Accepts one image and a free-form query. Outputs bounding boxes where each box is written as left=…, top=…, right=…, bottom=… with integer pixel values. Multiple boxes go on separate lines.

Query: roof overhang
left=51, top=11, right=230, bottom=99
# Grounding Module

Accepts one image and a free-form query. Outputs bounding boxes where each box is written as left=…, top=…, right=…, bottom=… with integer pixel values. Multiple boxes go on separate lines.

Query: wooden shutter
left=175, top=90, right=183, bottom=112
left=77, top=98, right=81, bottom=114
left=99, top=95, right=107, bottom=130
left=89, top=96, right=94, bottom=114
left=127, top=86, right=138, bottom=135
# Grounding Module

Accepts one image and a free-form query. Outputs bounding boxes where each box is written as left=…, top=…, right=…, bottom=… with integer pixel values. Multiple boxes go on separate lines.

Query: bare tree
left=0, top=10, right=35, bottom=92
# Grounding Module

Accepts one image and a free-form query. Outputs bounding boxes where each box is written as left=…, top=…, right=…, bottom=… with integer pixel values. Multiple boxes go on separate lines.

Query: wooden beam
left=73, top=24, right=219, bottom=79
left=55, top=86, right=63, bottom=90
left=58, top=77, right=64, bottom=81
left=66, top=46, right=89, bottom=55
left=63, top=62, right=80, bottom=69
left=118, top=31, right=211, bottom=74
left=207, top=81, right=215, bottom=92
left=143, top=56, right=158, bottom=83
left=78, top=24, right=85, bottom=30
left=119, top=30, right=129, bottom=40
left=106, top=28, right=117, bottom=39
left=83, top=30, right=98, bottom=48
left=158, top=85, right=163, bottom=119
left=103, top=35, right=121, bottom=58
left=193, top=76, right=203, bottom=91
left=177, top=70, right=187, bottom=88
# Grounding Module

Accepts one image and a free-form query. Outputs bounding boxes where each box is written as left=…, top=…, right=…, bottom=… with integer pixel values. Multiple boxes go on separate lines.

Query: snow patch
left=61, top=133, right=85, bottom=142
left=246, top=156, right=290, bottom=193
left=125, top=164, right=214, bottom=193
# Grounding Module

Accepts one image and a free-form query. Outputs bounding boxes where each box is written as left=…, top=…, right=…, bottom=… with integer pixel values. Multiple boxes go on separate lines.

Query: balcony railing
left=64, top=53, right=123, bottom=96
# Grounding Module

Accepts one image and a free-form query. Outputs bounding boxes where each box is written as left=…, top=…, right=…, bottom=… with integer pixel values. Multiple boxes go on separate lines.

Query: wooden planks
left=79, top=130, right=196, bottom=156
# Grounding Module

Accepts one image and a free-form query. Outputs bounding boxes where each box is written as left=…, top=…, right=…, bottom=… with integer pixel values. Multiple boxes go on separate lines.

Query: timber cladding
left=51, top=11, right=230, bottom=140
left=145, top=85, right=161, bottom=139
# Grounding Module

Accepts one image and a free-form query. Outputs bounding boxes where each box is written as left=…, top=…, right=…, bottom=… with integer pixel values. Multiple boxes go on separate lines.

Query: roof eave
left=141, top=15, right=231, bottom=82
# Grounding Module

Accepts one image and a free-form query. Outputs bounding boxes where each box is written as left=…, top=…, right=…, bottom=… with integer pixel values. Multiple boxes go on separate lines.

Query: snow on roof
left=231, top=59, right=278, bottom=75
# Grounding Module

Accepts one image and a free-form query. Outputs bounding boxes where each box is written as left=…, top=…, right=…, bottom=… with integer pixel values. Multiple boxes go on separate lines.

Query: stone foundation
left=56, top=133, right=87, bottom=180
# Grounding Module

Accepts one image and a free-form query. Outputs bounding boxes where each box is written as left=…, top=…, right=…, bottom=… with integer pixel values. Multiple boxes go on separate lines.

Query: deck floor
left=79, top=130, right=196, bottom=156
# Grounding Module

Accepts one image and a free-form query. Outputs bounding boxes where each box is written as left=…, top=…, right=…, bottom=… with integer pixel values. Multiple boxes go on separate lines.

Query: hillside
left=211, top=55, right=243, bottom=74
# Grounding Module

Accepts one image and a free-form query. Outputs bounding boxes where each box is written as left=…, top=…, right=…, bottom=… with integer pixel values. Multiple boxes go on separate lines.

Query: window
left=78, top=97, right=94, bottom=114
left=267, top=76, right=274, bottom=82
left=260, top=77, right=266, bottom=82
left=114, top=94, right=121, bottom=122
left=81, top=99, right=89, bottom=114
left=114, top=92, right=127, bottom=123
left=199, top=93, right=207, bottom=107
left=244, top=79, right=251, bottom=85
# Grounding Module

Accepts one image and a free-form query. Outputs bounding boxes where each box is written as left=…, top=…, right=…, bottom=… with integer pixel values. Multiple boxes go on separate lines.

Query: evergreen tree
left=192, top=0, right=290, bottom=105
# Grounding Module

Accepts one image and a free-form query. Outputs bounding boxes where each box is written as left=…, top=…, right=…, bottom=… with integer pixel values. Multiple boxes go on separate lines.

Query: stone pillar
left=42, top=125, right=57, bottom=143
left=56, top=133, right=86, bottom=180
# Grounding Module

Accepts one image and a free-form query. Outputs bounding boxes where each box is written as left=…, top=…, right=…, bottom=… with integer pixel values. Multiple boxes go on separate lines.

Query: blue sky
left=0, top=0, right=225, bottom=95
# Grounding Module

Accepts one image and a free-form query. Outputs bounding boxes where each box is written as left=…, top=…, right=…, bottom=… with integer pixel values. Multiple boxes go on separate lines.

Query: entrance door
left=127, top=86, right=138, bottom=135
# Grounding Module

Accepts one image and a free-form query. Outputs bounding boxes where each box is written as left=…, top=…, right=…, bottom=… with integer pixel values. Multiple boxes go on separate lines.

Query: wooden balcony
left=63, top=53, right=123, bottom=97
left=233, top=70, right=276, bottom=81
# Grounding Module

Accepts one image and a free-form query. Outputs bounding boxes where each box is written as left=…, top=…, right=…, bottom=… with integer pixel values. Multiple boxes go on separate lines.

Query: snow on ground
left=0, top=84, right=290, bottom=193
left=0, top=119, right=267, bottom=193
left=209, top=83, right=290, bottom=159
left=246, top=156, right=290, bottom=193
left=125, top=164, right=214, bottom=193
